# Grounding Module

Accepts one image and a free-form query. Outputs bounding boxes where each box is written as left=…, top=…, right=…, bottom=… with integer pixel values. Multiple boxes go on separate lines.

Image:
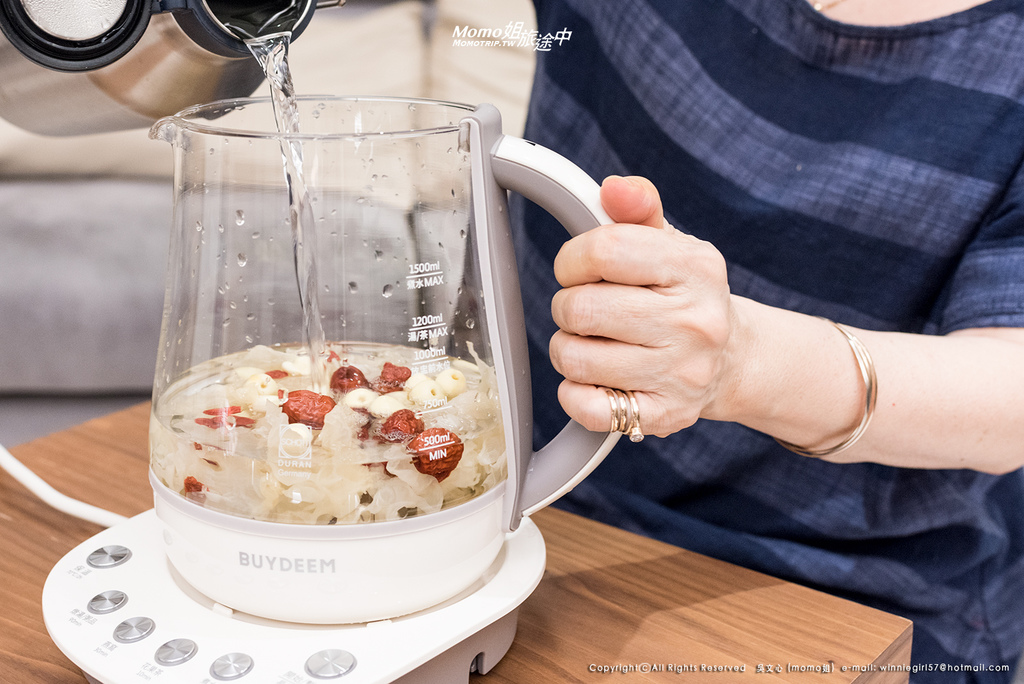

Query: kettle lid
left=0, top=0, right=151, bottom=72
left=0, top=0, right=321, bottom=72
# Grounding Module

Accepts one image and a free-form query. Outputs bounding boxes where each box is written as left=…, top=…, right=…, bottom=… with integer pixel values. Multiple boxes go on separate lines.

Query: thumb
left=600, top=175, right=666, bottom=229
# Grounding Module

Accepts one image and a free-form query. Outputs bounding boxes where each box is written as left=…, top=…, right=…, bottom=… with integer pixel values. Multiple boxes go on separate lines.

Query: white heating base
left=42, top=510, right=546, bottom=684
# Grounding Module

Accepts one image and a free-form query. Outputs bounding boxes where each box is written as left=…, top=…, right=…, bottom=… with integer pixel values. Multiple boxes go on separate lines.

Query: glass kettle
left=147, top=96, right=619, bottom=623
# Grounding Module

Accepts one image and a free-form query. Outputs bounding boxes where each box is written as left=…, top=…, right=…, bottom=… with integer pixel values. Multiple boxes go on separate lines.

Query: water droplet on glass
left=348, top=282, right=359, bottom=293
left=382, top=284, right=394, bottom=298
left=251, top=230, right=261, bottom=239
left=408, top=103, right=417, bottom=111
left=195, top=220, right=203, bottom=232
left=246, top=313, right=256, bottom=321
left=237, top=253, right=248, bottom=266
left=356, top=197, right=366, bottom=205
left=459, top=229, right=467, bottom=239
left=323, top=284, right=331, bottom=293
left=235, top=210, right=245, bottom=226
left=466, top=318, right=476, bottom=329
left=221, top=318, right=231, bottom=328
left=374, top=250, right=383, bottom=261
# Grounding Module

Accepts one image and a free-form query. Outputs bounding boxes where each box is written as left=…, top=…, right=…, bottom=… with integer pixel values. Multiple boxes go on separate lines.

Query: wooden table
left=1, top=404, right=912, bottom=682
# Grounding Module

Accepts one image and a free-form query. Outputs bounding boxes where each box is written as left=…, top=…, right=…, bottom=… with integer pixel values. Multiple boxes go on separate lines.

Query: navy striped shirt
left=513, top=0, right=1024, bottom=679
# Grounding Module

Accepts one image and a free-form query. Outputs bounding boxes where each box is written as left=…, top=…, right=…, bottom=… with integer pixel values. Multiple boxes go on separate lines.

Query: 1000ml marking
left=414, top=346, right=447, bottom=360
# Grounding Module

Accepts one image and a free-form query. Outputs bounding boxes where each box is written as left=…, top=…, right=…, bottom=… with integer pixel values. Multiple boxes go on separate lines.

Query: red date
left=282, top=390, right=336, bottom=429
left=372, top=362, right=412, bottom=394
left=331, top=365, right=369, bottom=393
left=375, top=409, right=424, bottom=443
left=408, top=428, right=464, bottom=482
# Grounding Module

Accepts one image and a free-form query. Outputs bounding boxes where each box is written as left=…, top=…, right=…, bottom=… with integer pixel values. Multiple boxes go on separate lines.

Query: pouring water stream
left=243, top=30, right=330, bottom=392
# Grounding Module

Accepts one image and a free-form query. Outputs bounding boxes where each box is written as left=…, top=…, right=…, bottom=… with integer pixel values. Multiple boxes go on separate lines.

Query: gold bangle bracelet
left=775, top=318, right=878, bottom=458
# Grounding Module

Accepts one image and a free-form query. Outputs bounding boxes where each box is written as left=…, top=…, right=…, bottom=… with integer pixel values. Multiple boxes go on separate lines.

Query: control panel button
left=87, top=590, right=128, bottom=615
left=155, top=638, right=198, bottom=666
left=305, top=649, right=356, bottom=679
left=113, top=616, right=156, bottom=643
left=210, top=652, right=255, bottom=680
left=87, top=545, right=132, bottom=569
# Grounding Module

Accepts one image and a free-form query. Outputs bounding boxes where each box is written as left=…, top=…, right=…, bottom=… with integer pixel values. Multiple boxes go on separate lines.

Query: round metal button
left=87, top=590, right=128, bottom=614
left=87, top=545, right=132, bottom=569
left=210, top=652, right=255, bottom=680
left=113, top=616, right=155, bottom=643
left=304, top=649, right=356, bottom=679
left=155, top=638, right=198, bottom=666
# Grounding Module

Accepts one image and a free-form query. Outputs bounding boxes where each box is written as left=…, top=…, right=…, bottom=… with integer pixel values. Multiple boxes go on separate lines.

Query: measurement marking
left=410, top=358, right=451, bottom=374
left=406, top=271, right=443, bottom=279
left=409, top=323, right=447, bottom=332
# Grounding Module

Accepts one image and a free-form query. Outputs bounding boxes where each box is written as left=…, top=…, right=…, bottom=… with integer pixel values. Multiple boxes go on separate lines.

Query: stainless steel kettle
left=0, top=0, right=341, bottom=135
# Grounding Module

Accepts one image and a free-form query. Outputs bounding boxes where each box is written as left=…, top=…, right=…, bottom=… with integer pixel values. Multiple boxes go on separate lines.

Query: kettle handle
left=490, top=136, right=623, bottom=519
left=461, top=104, right=621, bottom=532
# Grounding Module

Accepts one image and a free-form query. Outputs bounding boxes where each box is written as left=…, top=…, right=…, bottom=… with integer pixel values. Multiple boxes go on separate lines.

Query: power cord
left=0, top=441, right=127, bottom=528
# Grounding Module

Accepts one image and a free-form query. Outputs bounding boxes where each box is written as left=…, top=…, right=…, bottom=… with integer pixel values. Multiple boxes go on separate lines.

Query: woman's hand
left=549, top=175, right=737, bottom=437
left=549, top=180, right=1024, bottom=474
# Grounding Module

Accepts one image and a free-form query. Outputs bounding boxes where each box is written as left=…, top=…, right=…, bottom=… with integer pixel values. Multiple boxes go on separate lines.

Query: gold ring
left=604, top=388, right=644, bottom=442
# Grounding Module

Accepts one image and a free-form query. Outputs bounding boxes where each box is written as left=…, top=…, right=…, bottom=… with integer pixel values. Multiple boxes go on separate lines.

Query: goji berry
left=183, top=475, right=207, bottom=504
left=282, top=390, right=336, bottom=429
left=407, top=427, right=464, bottom=482
left=203, top=406, right=242, bottom=415
left=265, top=370, right=289, bottom=379
left=195, top=411, right=256, bottom=429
